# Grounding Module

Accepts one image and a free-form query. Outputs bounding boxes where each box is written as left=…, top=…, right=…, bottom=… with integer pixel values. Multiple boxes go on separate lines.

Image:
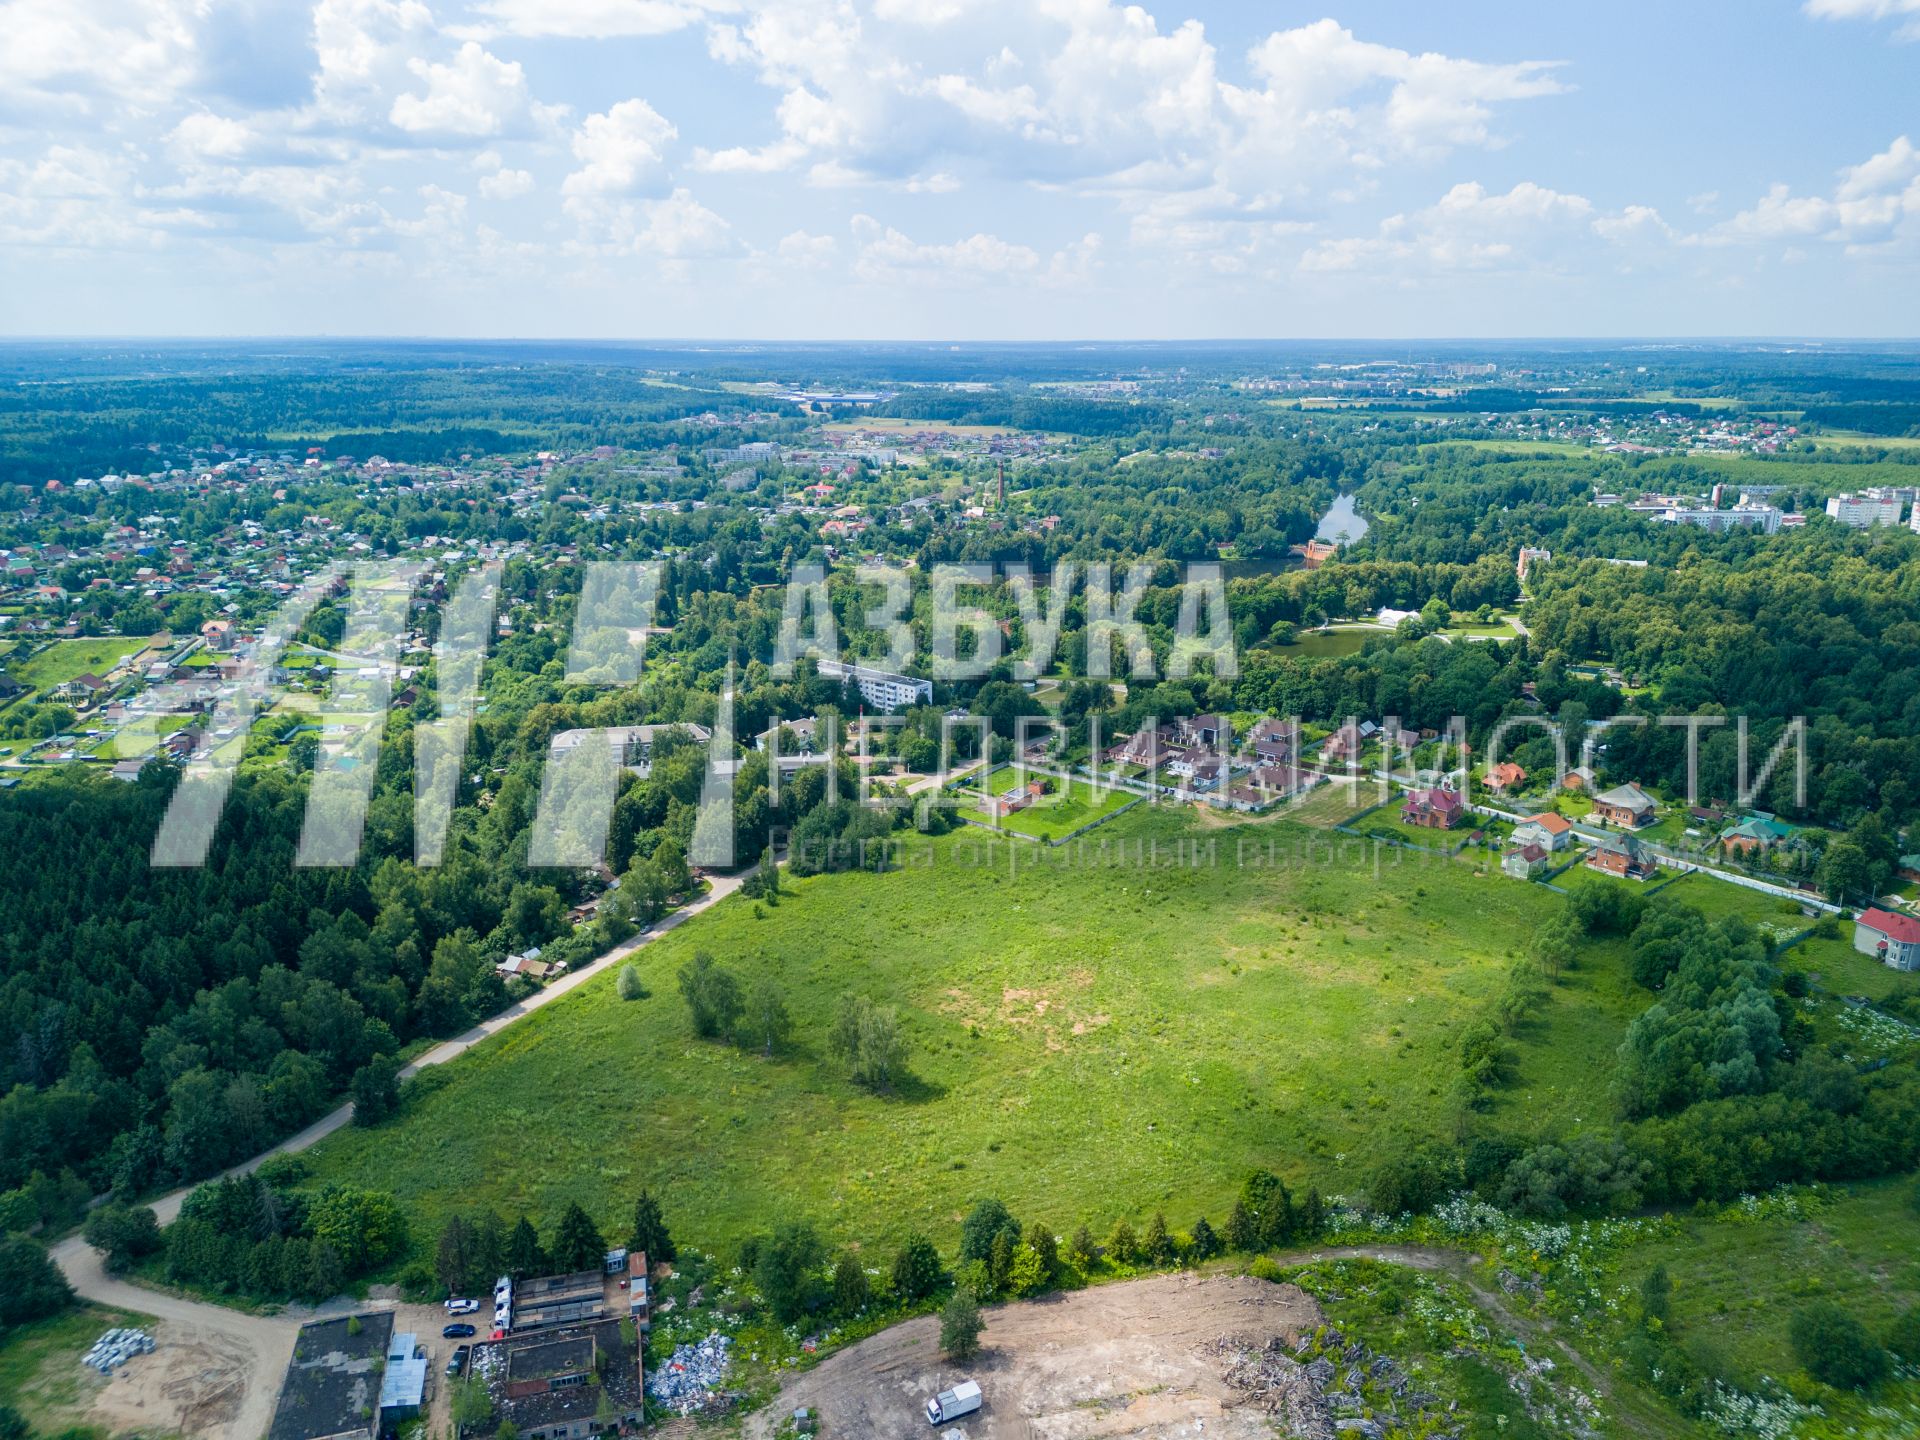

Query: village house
left=1168, top=752, right=1226, bottom=789
left=1321, top=720, right=1378, bottom=764
left=984, top=778, right=1047, bottom=819
left=1245, top=716, right=1297, bottom=764
left=1855, top=908, right=1920, bottom=972
left=1560, top=766, right=1596, bottom=792
left=1591, top=783, right=1657, bottom=828
left=1401, top=786, right=1466, bottom=830
left=1717, top=814, right=1799, bottom=858
left=1510, top=812, right=1574, bottom=853
left=1173, top=713, right=1228, bottom=748
left=1105, top=727, right=1166, bottom=769
left=1483, top=761, right=1527, bottom=795
left=1587, top=832, right=1656, bottom=880
left=1502, top=843, right=1550, bottom=879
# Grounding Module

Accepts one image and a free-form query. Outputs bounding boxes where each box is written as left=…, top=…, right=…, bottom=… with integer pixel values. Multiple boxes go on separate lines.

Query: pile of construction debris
left=1209, top=1328, right=1457, bottom=1440
left=647, top=1331, right=734, bottom=1416
left=82, top=1328, right=155, bottom=1374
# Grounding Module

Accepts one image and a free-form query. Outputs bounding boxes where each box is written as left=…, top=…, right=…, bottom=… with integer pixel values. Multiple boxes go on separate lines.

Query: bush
left=1789, top=1302, right=1890, bottom=1390
left=1249, top=1255, right=1285, bottom=1283
left=616, top=964, right=648, bottom=1001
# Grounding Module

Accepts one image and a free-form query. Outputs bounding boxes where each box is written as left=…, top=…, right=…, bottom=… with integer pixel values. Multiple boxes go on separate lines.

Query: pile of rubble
left=647, top=1331, right=734, bottom=1416
left=1210, top=1328, right=1457, bottom=1440
left=82, top=1328, right=155, bottom=1374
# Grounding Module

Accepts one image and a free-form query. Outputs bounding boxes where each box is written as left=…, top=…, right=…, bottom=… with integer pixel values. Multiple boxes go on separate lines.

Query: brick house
left=1587, top=832, right=1656, bottom=880
left=1591, top=783, right=1657, bottom=828
left=1401, top=786, right=1465, bottom=830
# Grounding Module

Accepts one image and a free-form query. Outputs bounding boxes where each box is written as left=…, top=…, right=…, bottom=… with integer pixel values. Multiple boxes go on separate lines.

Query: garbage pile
left=1209, top=1330, right=1461, bottom=1440
left=83, top=1328, right=155, bottom=1374
left=647, top=1332, right=734, bottom=1415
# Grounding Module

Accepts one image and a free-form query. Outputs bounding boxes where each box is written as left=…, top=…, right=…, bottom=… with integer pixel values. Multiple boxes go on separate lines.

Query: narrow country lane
left=50, top=873, right=745, bottom=1435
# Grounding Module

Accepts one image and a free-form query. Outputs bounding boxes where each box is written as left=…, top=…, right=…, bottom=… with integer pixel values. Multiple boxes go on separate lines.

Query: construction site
left=745, top=1271, right=1337, bottom=1439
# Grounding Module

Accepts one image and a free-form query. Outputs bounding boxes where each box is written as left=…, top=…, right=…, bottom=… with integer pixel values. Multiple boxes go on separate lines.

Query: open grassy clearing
left=1, top=635, right=155, bottom=698
left=1786, top=933, right=1919, bottom=1003
left=1624, top=1179, right=1920, bottom=1397
left=1284, top=781, right=1372, bottom=827
left=1813, top=431, right=1920, bottom=450
left=302, top=807, right=1570, bottom=1265
left=1271, top=625, right=1381, bottom=659
left=0, top=1305, right=140, bottom=1437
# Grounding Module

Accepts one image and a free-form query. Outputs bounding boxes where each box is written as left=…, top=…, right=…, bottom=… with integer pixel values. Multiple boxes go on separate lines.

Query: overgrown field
left=302, top=807, right=1619, bottom=1264
left=957, top=771, right=1138, bottom=840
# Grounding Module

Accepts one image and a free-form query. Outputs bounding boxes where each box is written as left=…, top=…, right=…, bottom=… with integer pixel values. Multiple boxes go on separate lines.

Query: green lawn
left=5, top=636, right=155, bottom=696
left=0, top=1305, right=143, bottom=1437
left=957, top=772, right=1136, bottom=841
left=301, top=808, right=1568, bottom=1265
left=1786, top=932, right=1920, bottom=1004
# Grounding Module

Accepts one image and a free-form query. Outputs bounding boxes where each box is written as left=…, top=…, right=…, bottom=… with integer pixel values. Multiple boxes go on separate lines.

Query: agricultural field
left=299, top=806, right=1572, bottom=1265
left=957, top=770, right=1137, bottom=841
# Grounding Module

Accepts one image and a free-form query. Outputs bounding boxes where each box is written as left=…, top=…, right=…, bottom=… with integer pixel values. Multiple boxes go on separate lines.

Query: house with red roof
left=1401, top=786, right=1465, bottom=830
left=1855, top=908, right=1920, bottom=972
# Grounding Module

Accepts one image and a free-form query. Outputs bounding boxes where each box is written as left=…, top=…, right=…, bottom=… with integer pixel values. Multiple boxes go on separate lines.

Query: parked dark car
left=446, top=1344, right=471, bottom=1376
left=443, top=1323, right=477, bottom=1338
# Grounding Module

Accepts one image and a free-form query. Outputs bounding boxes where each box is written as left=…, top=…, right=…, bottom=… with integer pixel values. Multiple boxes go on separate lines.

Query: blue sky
left=1, top=0, right=1916, bottom=339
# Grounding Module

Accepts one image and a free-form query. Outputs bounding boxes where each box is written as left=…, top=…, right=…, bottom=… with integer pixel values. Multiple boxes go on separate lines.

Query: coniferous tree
left=627, top=1189, right=675, bottom=1263
left=505, top=1216, right=546, bottom=1278
left=549, top=1202, right=607, bottom=1273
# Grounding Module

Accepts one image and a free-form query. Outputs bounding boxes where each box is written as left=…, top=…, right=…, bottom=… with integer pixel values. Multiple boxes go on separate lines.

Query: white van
left=925, top=1380, right=982, bottom=1425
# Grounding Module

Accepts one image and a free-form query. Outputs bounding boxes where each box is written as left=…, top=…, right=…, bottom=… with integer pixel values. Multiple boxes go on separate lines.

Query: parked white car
left=444, top=1298, right=479, bottom=1315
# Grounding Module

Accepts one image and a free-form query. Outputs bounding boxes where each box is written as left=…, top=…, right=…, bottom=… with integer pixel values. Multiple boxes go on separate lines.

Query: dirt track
left=744, top=1271, right=1323, bottom=1439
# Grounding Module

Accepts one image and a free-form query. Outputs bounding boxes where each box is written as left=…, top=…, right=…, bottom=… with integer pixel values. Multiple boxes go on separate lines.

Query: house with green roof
left=1718, top=814, right=1800, bottom=859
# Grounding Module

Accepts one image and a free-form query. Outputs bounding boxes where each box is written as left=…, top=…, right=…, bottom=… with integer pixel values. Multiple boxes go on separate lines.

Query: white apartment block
left=817, top=659, right=933, bottom=711
left=1657, top=504, right=1782, bottom=534
left=1826, top=493, right=1905, bottom=528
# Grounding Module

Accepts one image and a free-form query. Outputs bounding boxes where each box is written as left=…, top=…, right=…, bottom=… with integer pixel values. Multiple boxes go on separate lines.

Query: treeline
left=1364, top=891, right=1920, bottom=1222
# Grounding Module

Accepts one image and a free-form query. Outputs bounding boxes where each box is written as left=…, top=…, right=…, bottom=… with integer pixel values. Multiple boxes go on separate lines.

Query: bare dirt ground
left=72, top=1319, right=261, bottom=1439
left=744, top=1271, right=1323, bottom=1440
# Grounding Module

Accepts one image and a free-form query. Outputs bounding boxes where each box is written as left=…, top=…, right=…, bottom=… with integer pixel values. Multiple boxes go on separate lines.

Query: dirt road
left=744, top=1271, right=1323, bottom=1439
left=50, top=877, right=743, bottom=1436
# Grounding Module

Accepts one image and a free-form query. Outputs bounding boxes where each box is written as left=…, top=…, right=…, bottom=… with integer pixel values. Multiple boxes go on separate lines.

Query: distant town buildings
left=1826, top=492, right=1905, bottom=528
left=1656, top=503, right=1783, bottom=534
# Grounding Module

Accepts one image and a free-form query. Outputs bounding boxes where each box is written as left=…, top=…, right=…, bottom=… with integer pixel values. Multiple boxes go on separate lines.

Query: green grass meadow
left=305, top=807, right=1573, bottom=1263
